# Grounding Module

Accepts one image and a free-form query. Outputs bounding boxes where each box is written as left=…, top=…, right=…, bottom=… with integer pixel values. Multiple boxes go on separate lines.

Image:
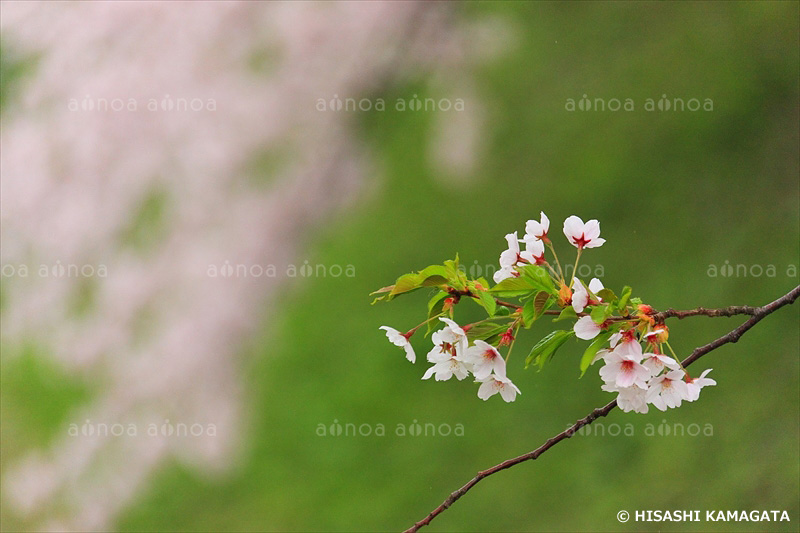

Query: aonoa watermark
left=68, top=419, right=217, bottom=438
left=316, top=419, right=464, bottom=437
left=207, top=261, right=355, bottom=278
left=617, top=509, right=791, bottom=523
left=68, top=94, right=216, bottom=112
left=566, top=420, right=714, bottom=437
left=707, top=261, right=797, bottom=278
left=565, top=94, right=714, bottom=112
left=316, top=94, right=465, bottom=112
left=1, top=262, right=108, bottom=278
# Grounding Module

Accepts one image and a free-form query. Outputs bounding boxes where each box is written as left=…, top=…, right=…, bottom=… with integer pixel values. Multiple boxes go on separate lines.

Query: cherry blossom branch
left=495, top=299, right=765, bottom=321
left=404, top=284, right=800, bottom=532
left=650, top=305, right=758, bottom=322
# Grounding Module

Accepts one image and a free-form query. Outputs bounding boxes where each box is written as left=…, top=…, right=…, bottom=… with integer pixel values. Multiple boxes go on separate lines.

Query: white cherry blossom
left=422, top=318, right=470, bottom=381
left=571, top=279, right=589, bottom=313
left=463, top=340, right=506, bottom=380
left=685, top=368, right=716, bottom=401
left=477, top=374, right=521, bottom=402
left=379, top=326, right=416, bottom=363
left=524, top=211, right=550, bottom=242
left=646, top=369, right=689, bottom=411
left=494, top=231, right=544, bottom=282
left=602, top=382, right=649, bottom=414
left=642, top=352, right=680, bottom=377
left=599, top=348, right=650, bottom=389
left=563, top=215, right=606, bottom=249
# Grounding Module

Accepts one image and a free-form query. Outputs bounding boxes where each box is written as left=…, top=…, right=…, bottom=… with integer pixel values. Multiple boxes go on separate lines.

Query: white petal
left=563, top=215, right=584, bottom=241
left=525, top=237, right=544, bottom=257
left=493, top=267, right=513, bottom=283
left=584, top=237, right=606, bottom=249
left=380, top=326, right=405, bottom=347
left=583, top=219, right=601, bottom=241
left=439, top=317, right=465, bottom=337
left=574, top=316, right=601, bottom=340
left=504, top=232, right=520, bottom=255
left=571, top=279, right=589, bottom=313
left=477, top=380, right=497, bottom=400
left=403, top=344, right=416, bottom=363
left=499, top=249, right=518, bottom=268
left=499, top=383, right=518, bottom=402
left=588, top=278, right=604, bottom=294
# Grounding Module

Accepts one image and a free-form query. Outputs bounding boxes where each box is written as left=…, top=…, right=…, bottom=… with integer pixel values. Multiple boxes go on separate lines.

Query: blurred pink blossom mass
left=0, top=1, right=508, bottom=530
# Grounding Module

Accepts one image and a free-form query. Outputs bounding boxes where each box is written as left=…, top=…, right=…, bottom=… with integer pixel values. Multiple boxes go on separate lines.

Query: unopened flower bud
left=499, top=328, right=515, bottom=346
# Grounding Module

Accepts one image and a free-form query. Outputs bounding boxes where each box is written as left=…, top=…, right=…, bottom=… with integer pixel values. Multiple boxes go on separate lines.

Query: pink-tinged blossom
left=477, top=374, right=521, bottom=402
left=463, top=340, right=506, bottom=380
left=602, top=382, right=649, bottom=414
left=599, top=349, right=650, bottom=389
left=642, top=352, right=679, bottom=377
left=646, top=370, right=690, bottom=411
left=426, top=317, right=468, bottom=363
left=422, top=318, right=470, bottom=381
left=685, top=368, right=716, bottom=401
left=421, top=356, right=471, bottom=381
left=613, top=336, right=643, bottom=360
left=563, top=215, right=606, bottom=249
left=379, top=326, right=415, bottom=363
left=609, top=331, right=624, bottom=348
left=574, top=315, right=602, bottom=340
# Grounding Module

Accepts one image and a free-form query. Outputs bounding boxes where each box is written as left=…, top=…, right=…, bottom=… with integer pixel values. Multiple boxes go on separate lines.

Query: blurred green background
left=2, top=1, right=799, bottom=531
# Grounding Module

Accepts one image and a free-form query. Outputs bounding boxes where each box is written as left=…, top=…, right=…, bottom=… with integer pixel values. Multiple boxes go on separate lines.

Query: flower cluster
left=382, top=318, right=520, bottom=402
left=375, top=212, right=716, bottom=409
left=593, top=329, right=716, bottom=413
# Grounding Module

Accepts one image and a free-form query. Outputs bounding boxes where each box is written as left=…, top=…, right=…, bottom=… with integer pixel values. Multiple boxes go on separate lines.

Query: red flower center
left=572, top=233, right=591, bottom=249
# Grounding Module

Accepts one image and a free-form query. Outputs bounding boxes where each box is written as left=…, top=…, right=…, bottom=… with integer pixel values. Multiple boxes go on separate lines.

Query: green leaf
left=420, top=275, right=448, bottom=287
left=533, top=291, right=551, bottom=315
left=525, top=330, right=574, bottom=369
left=443, top=255, right=463, bottom=289
left=466, top=323, right=508, bottom=342
left=595, top=288, right=617, bottom=302
left=490, top=276, right=535, bottom=294
left=494, top=305, right=512, bottom=317
left=579, top=331, right=613, bottom=377
left=369, top=284, right=394, bottom=304
left=552, top=306, right=578, bottom=322
left=522, top=298, right=536, bottom=327
left=518, top=264, right=556, bottom=294
left=425, top=291, right=449, bottom=335
left=617, top=286, right=632, bottom=312
left=417, top=265, right=451, bottom=287
left=476, top=289, right=497, bottom=316
left=389, top=273, right=423, bottom=297
left=590, top=303, right=611, bottom=324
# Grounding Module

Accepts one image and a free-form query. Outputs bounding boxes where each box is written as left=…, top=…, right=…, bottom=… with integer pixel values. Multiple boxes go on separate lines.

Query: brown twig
left=404, top=284, right=800, bottom=532
left=650, top=306, right=758, bottom=322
